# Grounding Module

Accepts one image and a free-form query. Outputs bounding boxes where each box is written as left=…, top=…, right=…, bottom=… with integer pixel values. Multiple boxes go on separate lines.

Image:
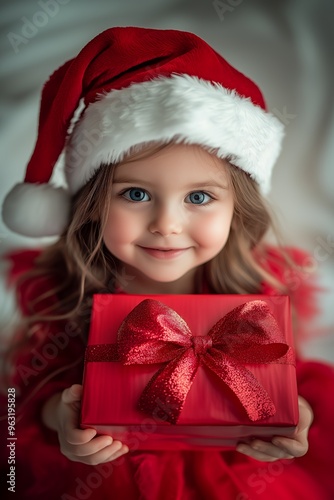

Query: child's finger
left=236, top=443, right=275, bottom=461
left=268, top=397, right=312, bottom=458
left=65, top=435, right=118, bottom=457
left=61, top=384, right=83, bottom=404
left=244, top=440, right=294, bottom=459
left=236, top=443, right=293, bottom=462
left=64, top=426, right=97, bottom=445
left=293, top=396, right=313, bottom=439
left=89, top=442, right=129, bottom=465
left=69, top=440, right=128, bottom=465
left=100, top=444, right=129, bottom=464
left=271, top=436, right=308, bottom=457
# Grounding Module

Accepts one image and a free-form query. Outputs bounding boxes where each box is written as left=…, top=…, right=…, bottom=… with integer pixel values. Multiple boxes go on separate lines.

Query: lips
left=138, top=246, right=190, bottom=259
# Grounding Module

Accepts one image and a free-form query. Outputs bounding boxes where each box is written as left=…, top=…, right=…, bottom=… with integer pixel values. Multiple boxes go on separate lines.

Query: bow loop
left=209, top=300, right=289, bottom=363
left=117, top=299, right=192, bottom=364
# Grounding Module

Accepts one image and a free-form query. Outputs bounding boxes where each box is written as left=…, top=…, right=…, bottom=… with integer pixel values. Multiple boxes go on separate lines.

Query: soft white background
left=0, top=0, right=333, bottom=361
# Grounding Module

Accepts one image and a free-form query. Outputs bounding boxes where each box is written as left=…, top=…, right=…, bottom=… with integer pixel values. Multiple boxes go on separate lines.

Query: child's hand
left=236, top=396, right=313, bottom=462
left=55, top=384, right=129, bottom=465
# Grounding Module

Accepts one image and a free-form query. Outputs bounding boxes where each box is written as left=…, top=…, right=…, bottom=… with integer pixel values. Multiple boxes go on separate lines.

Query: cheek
left=103, top=207, right=141, bottom=246
left=194, top=211, right=233, bottom=248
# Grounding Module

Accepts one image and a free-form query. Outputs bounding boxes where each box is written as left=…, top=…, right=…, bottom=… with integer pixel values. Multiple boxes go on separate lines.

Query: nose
left=148, top=202, right=183, bottom=236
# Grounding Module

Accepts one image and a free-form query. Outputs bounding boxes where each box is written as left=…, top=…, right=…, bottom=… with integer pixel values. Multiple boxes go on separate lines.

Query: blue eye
left=122, top=188, right=150, bottom=202
left=186, top=191, right=212, bottom=205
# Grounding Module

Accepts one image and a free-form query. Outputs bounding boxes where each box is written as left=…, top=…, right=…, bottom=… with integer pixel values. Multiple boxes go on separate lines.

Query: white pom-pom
left=2, top=183, right=71, bottom=237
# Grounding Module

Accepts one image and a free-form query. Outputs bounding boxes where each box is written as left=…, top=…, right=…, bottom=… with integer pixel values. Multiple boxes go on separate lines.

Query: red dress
left=1, top=249, right=334, bottom=500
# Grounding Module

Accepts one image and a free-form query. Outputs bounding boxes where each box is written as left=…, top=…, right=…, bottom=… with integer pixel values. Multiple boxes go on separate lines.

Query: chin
left=146, top=273, right=185, bottom=283
left=139, top=266, right=191, bottom=283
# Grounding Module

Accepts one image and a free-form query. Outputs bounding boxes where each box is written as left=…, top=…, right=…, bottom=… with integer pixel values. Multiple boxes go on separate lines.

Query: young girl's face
left=103, top=144, right=234, bottom=293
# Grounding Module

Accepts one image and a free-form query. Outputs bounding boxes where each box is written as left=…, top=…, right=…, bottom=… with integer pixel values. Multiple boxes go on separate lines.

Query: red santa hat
left=2, top=26, right=284, bottom=237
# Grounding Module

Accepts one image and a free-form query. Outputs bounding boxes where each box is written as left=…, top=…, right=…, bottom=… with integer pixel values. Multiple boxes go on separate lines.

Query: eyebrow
left=113, top=177, right=229, bottom=189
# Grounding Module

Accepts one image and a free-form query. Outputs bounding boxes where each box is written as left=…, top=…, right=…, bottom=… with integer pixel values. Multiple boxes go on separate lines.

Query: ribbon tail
left=203, top=350, right=276, bottom=421
left=138, top=350, right=200, bottom=424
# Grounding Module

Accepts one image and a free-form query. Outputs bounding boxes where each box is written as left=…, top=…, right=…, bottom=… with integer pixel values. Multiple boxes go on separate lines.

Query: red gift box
left=81, top=294, right=298, bottom=450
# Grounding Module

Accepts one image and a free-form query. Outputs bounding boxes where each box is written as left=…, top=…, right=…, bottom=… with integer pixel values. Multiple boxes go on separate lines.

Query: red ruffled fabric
left=1, top=248, right=334, bottom=500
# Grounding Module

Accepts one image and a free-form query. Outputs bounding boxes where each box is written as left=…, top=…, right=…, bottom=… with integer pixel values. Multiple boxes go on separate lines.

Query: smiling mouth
left=138, top=246, right=190, bottom=259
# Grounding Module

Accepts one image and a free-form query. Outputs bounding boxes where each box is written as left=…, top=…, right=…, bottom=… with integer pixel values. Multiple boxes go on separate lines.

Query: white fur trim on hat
left=65, top=74, right=284, bottom=195
left=2, top=183, right=70, bottom=237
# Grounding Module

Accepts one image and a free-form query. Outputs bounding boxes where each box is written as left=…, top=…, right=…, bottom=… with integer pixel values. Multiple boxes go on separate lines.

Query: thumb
left=62, top=384, right=83, bottom=404
left=296, top=396, right=314, bottom=435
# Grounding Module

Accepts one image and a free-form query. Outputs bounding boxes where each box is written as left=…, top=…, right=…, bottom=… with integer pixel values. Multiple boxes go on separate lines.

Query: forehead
left=114, top=143, right=230, bottom=186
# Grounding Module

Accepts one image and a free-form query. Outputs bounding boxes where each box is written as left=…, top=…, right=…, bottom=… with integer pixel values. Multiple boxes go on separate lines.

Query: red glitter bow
left=86, top=299, right=292, bottom=424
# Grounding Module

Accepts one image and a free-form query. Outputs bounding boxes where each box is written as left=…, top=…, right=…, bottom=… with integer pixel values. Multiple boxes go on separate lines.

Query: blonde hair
left=206, top=164, right=286, bottom=293
left=7, top=142, right=293, bottom=342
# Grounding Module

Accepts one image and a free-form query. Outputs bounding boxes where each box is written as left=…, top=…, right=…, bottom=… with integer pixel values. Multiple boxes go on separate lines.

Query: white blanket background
left=0, top=0, right=333, bottom=361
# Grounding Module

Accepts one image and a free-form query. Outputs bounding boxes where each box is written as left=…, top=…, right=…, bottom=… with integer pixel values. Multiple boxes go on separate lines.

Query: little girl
left=1, top=26, right=334, bottom=500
